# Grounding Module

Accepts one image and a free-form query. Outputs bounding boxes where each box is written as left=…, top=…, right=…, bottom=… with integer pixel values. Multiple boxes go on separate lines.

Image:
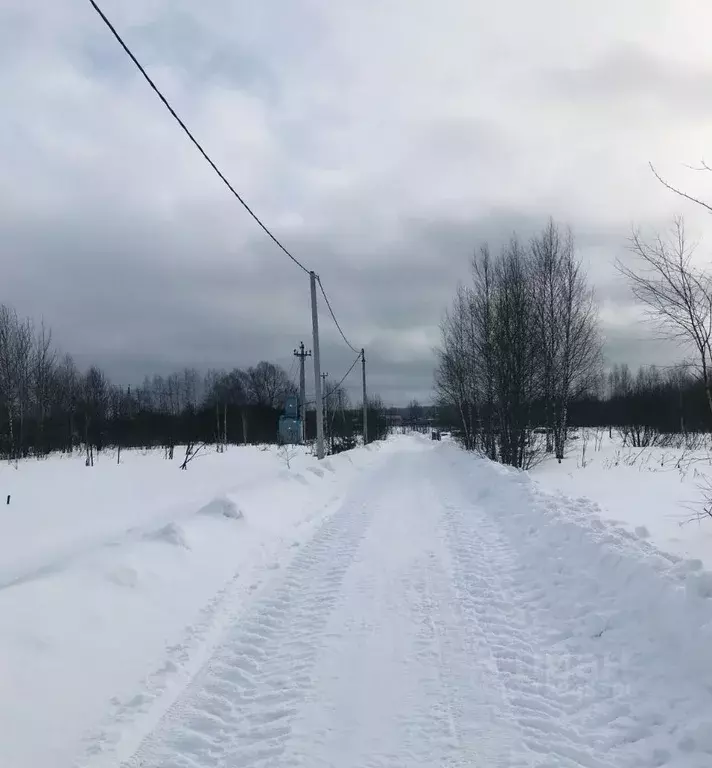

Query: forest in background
left=0, top=304, right=388, bottom=464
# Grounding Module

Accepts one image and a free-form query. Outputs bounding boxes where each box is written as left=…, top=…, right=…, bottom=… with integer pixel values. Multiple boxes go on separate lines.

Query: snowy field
left=0, top=441, right=388, bottom=768
left=2, top=433, right=712, bottom=767
left=532, top=429, right=712, bottom=568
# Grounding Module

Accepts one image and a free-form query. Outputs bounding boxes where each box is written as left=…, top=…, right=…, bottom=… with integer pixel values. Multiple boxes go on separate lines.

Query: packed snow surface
left=2, top=435, right=712, bottom=767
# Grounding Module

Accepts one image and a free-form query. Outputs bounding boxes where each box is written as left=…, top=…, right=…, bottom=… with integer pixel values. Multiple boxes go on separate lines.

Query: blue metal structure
left=278, top=416, right=301, bottom=444
left=278, top=395, right=303, bottom=444
left=284, top=395, right=299, bottom=420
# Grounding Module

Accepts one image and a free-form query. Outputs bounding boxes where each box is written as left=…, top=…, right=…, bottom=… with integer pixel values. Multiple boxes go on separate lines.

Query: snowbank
left=443, top=443, right=712, bottom=765
left=532, top=431, right=712, bottom=567
left=0, top=441, right=390, bottom=768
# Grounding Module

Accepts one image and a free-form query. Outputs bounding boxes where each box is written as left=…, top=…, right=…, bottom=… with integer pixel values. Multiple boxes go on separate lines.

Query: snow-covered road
left=81, top=437, right=712, bottom=768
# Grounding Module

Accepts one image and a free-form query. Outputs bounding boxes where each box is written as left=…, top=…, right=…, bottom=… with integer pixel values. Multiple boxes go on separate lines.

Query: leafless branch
left=649, top=163, right=712, bottom=215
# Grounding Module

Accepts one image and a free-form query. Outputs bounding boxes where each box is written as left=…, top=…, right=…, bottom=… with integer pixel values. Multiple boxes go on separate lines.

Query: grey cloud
left=0, top=179, right=668, bottom=407
left=602, top=325, right=685, bottom=371
left=3, top=0, right=711, bottom=408
left=125, top=13, right=277, bottom=97
left=547, top=44, right=712, bottom=117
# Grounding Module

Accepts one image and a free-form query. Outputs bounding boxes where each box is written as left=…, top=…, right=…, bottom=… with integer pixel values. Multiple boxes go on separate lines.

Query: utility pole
left=310, top=272, right=324, bottom=459
left=321, top=372, right=329, bottom=443
left=361, top=348, right=368, bottom=445
left=293, top=341, right=311, bottom=443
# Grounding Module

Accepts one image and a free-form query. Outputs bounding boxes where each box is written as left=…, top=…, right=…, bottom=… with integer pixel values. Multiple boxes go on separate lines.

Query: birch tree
left=436, top=221, right=600, bottom=468
left=33, top=321, right=56, bottom=457
left=532, top=220, right=600, bottom=460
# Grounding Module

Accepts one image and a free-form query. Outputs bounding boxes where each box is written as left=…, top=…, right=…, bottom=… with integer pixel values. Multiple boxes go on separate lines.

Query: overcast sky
left=4, top=1, right=712, bottom=404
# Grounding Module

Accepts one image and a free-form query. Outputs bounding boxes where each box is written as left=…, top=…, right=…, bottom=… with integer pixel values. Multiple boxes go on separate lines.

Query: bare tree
left=33, top=320, right=56, bottom=457
left=324, top=383, right=351, bottom=453
left=81, top=366, right=108, bottom=466
left=470, top=247, right=497, bottom=459
left=435, top=286, right=476, bottom=450
left=204, top=368, right=249, bottom=447
left=407, top=399, right=423, bottom=421
left=203, top=370, right=226, bottom=452
left=551, top=232, right=601, bottom=460
left=530, top=220, right=568, bottom=453
left=608, top=362, right=634, bottom=399
left=0, top=306, right=34, bottom=463
left=244, top=362, right=295, bottom=408
left=492, top=236, right=538, bottom=468
left=531, top=220, right=601, bottom=460
left=618, top=217, right=712, bottom=419
left=278, top=442, right=298, bottom=468
left=55, top=354, right=80, bottom=453
left=181, top=368, right=201, bottom=411
left=15, top=318, right=33, bottom=458
left=436, top=221, right=600, bottom=469
left=0, top=305, right=19, bottom=462
left=165, top=373, right=182, bottom=460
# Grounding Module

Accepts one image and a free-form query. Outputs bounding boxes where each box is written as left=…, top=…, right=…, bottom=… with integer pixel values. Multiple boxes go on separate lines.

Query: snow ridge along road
left=90, top=438, right=712, bottom=767
left=125, top=467, right=376, bottom=767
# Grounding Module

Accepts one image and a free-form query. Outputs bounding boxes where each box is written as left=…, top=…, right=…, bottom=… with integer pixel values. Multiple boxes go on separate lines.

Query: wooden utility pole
left=361, top=348, right=368, bottom=445
left=294, top=341, right=311, bottom=444
left=310, top=272, right=325, bottom=459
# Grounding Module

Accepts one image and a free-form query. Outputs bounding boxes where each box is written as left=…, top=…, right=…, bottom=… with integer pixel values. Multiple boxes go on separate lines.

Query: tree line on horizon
left=436, top=361, right=712, bottom=450
left=0, top=304, right=388, bottom=465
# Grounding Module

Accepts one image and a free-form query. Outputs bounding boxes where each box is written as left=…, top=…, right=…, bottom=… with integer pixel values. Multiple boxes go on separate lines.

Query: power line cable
left=87, top=0, right=310, bottom=275
left=89, top=0, right=366, bottom=428
left=304, top=352, right=361, bottom=407
left=325, top=352, right=362, bottom=399
left=317, top=276, right=360, bottom=355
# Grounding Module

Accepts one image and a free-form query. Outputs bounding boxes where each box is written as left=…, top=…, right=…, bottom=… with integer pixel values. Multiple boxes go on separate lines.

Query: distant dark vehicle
left=431, top=430, right=441, bottom=441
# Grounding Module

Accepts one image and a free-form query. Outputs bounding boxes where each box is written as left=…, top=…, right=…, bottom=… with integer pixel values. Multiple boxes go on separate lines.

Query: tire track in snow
left=279, top=451, right=527, bottom=767
left=439, top=460, right=622, bottom=767
left=410, top=548, right=531, bottom=768
left=446, top=504, right=617, bottom=767
left=121, top=486, right=375, bottom=768
left=438, top=445, right=712, bottom=768
left=245, top=453, right=465, bottom=767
